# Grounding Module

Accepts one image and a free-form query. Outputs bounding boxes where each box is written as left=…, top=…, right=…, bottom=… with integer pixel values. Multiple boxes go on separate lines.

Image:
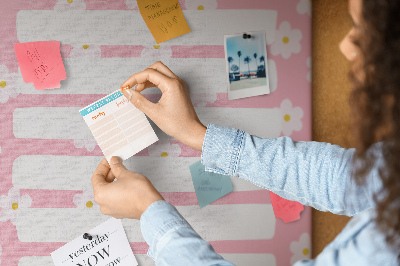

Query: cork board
left=312, top=0, right=353, bottom=257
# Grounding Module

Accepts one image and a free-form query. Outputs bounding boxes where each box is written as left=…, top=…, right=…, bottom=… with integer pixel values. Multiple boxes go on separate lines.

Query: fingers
left=109, top=156, right=130, bottom=179
left=105, top=169, right=116, bottom=183
left=121, top=89, right=158, bottom=116
left=135, top=81, right=156, bottom=92
left=91, top=158, right=111, bottom=189
left=147, top=61, right=177, bottom=79
left=121, top=68, right=173, bottom=94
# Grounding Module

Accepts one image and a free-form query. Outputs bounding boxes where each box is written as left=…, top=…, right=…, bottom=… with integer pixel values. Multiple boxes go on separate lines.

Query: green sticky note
left=189, top=160, right=233, bottom=208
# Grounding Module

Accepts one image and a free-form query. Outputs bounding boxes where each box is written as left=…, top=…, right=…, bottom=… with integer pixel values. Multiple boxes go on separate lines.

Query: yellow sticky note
left=138, top=0, right=191, bottom=44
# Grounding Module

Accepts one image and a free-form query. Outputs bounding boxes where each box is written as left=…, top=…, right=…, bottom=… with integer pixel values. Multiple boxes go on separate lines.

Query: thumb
left=109, top=156, right=129, bottom=178
left=122, top=89, right=155, bottom=115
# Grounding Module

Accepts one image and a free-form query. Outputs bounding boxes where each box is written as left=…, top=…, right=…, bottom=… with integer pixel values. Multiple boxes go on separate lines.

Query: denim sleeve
left=140, top=200, right=235, bottom=265
left=201, top=124, right=383, bottom=216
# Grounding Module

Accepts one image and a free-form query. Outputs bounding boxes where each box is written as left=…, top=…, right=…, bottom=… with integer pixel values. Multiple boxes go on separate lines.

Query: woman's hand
left=91, top=157, right=164, bottom=220
left=120, top=61, right=206, bottom=152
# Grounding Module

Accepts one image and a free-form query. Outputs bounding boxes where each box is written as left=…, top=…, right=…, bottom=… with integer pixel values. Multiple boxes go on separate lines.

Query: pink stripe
left=60, top=44, right=73, bottom=58
left=22, top=190, right=271, bottom=208
left=171, top=45, right=225, bottom=58
left=99, top=45, right=226, bottom=59
left=163, top=191, right=271, bottom=206
left=85, top=0, right=128, bottom=10
left=85, top=0, right=184, bottom=10
left=101, top=45, right=144, bottom=58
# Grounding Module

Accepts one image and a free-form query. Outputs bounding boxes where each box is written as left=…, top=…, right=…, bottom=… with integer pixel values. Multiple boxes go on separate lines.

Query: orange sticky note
left=137, top=0, right=191, bottom=44
left=14, top=41, right=66, bottom=90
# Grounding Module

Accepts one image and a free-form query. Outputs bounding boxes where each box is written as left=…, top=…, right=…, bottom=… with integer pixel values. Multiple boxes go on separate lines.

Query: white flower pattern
left=0, top=65, right=19, bottom=104
left=54, top=0, right=86, bottom=10
left=141, top=45, right=173, bottom=59
left=0, top=187, right=32, bottom=225
left=280, top=99, right=303, bottom=136
left=74, top=138, right=97, bottom=152
left=70, top=45, right=101, bottom=58
left=297, top=0, right=312, bottom=17
left=73, top=190, right=98, bottom=209
left=290, top=233, right=311, bottom=265
left=270, top=22, right=302, bottom=59
left=267, top=59, right=278, bottom=92
left=148, top=140, right=182, bottom=157
left=185, top=0, right=217, bottom=10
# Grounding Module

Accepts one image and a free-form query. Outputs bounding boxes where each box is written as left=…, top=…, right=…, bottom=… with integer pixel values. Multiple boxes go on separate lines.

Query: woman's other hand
left=91, top=157, right=164, bottom=219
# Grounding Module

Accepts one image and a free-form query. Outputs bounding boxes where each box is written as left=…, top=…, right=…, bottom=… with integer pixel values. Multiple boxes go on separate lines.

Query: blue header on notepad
left=80, top=91, right=123, bottom=116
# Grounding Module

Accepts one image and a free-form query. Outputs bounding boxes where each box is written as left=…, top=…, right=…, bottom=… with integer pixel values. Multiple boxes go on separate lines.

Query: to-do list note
left=79, top=90, right=158, bottom=162
left=138, top=0, right=191, bottom=43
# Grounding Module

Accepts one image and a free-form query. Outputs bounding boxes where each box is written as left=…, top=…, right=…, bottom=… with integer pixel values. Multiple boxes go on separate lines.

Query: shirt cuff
left=140, top=200, right=192, bottom=260
left=201, top=124, right=245, bottom=176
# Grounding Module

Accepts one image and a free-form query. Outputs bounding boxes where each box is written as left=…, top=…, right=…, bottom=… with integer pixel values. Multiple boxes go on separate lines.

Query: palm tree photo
left=253, top=53, right=258, bottom=73
left=260, top=55, right=266, bottom=71
left=237, top=51, right=242, bottom=76
left=244, top=56, right=252, bottom=77
left=227, top=56, right=234, bottom=73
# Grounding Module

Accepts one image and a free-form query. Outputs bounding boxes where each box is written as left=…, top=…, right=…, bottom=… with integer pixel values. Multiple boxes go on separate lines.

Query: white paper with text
left=51, top=218, right=138, bottom=266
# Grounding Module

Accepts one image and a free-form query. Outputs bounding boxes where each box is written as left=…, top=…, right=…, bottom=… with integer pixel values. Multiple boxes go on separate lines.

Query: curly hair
left=349, top=0, right=400, bottom=252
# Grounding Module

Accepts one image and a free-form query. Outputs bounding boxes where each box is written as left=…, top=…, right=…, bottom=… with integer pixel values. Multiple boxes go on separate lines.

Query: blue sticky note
left=189, top=160, right=233, bottom=208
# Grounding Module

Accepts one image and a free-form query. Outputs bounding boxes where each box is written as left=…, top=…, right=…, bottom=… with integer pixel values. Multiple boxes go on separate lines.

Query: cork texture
left=312, top=0, right=353, bottom=257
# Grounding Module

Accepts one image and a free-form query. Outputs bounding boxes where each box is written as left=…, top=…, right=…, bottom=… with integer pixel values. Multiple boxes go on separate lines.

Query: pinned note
left=137, top=0, right=191, bottom=43
left=14, top=41, right=66, bottom=90
left=189, top=160, right=233, bottom=208
left=51, top=218, right=138, bottom=266
left=269, top=192, right=304, bottom=223
left=79, top=90, right=158, bottom=162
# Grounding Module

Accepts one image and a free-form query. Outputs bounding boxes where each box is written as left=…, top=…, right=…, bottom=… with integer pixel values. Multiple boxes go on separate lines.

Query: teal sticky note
left=189, top=160, right=233, bottom=208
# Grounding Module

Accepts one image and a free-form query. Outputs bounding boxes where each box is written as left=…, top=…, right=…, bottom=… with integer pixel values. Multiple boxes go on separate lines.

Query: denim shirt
left=140, top=124, right=399, bottom=265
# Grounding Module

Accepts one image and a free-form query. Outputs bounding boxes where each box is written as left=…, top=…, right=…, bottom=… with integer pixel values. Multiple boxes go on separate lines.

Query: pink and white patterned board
left=0, top=0, right=312, bottom=265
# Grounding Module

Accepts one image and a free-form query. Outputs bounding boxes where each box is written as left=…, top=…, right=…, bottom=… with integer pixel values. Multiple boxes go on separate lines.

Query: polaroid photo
left=224, top=31, right=270, bottom=100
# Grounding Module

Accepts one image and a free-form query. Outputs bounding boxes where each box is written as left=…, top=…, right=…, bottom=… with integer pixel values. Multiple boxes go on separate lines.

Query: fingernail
left=110, top=156, right=122, bottom=165
left=121, top=85, right=130, bottom=91
left=124, top=89, right=133, bottom=100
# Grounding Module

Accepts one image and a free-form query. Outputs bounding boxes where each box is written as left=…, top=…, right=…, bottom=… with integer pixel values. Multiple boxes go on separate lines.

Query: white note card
left=51, top=218, right=138, bottom=266
left=79, top=90, right=158, bottom=162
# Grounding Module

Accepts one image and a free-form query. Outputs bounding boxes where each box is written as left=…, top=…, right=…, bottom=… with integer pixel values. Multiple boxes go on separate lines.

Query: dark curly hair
left=349, top=0, right=400, bottom=253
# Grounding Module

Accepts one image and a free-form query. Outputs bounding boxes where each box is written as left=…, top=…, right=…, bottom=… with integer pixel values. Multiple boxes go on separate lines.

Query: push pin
left=242, top=33, right=252, bottom=39
left=120, top=85, right=130, bottom=92
left=83, top=233, right=94, bottom=240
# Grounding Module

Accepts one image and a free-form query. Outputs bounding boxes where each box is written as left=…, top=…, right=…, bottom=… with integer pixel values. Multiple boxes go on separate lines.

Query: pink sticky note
left=14, top=41, right=67, bottom=90
left=270, top=192, right=304, bottom=223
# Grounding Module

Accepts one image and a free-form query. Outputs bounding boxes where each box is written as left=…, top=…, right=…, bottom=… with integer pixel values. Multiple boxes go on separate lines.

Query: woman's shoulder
left=321, top=209, right=399, bottom=265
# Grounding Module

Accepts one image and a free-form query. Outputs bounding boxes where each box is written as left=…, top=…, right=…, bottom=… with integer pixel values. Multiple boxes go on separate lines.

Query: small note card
left=137, top=0, right=191, bottom=43
left=51, top=218, right=138, bottom=266
left=189, top=160, right=233, bottom=208
left=269, top=192, right=304, bottom=223
left=14, top=41, right=67, bottom=90
left=79, top=90, right=158, bottom=162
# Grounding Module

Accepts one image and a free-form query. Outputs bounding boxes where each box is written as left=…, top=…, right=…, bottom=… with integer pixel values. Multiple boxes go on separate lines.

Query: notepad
left=79, top=90, right=158, bottom=162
